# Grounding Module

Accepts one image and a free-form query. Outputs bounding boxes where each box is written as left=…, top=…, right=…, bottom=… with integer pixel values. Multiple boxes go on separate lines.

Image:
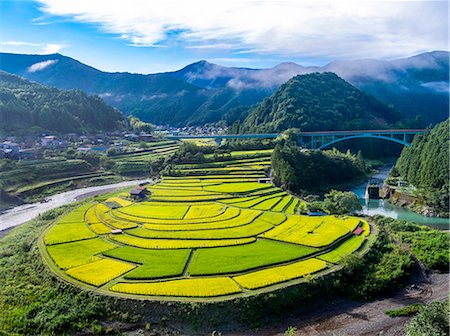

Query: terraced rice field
left=41, top=149, right=372, bottom=300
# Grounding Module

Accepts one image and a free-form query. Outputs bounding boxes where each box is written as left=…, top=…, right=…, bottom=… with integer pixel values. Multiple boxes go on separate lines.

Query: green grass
left=110, top=277, right=242, bottom=297
left=230, top=193, right=286, bottom=208
left=97, top=210, right=138, bottom=229
left=15, top=173, right=114, bottom=194
left=164, top=175, right=265, bottom=180
left=45, top=223, right=97, bottom=245
left=252, top=196, right=283, bottom=210
left=141, top=209, right=261, bottom=231
left=204, top=149, right=272, bottom=159
left=127, top=217, right=274, bottom=239
left=285, top=198, right=299, bottom=214
left=248, top=187, right=282, bottom=196
left=385, top=304, right=424, bottom=317
left=227, top=160, right=272, bottom=167
left=55, top=203, right=93, bottom=224
left=204, top=182, right=272, bottom=194
left=272, top=195, right=294, bottom=212
left=263, top=215, right=353, bottom=247
left=104, top=246, right=191, bottom=279
left=184, top=203, right=227, bottom=219
left=318, top=236, right=366, bottom=263
left=220, top=196, right=259, bottom=204
left=118, top=203, right=190, bottom=219
left=113, top=206, right=241, bottom=225
left=47, top=238, right=117, bottom=269
left=176, top=157, right=273, bottom=169
left=150, top=194, right=229, bottom=202
left=258, top=211, right=287, bottom=225
left=233, top=258, right=327, bottom=290
left=66, top=258, right=136, bottom=287
left=149, top=188, right=220, bottom=197
left=188, top=239, right=318, bottom=276
left=109, top=234, right=256, bottom=249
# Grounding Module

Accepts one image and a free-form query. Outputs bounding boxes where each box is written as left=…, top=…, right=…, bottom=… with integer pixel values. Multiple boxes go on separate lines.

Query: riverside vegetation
left=389, top=118, right=449, bottom=217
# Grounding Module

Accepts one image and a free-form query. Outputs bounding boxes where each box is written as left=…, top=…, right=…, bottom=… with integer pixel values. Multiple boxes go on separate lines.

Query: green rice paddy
left=41, top=148, right=372, bottom=299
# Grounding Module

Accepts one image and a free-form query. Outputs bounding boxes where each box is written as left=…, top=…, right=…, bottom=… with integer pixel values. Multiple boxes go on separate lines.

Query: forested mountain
left=238, top=72, right=399, bottom=133
left=0, top=71, right=125, bottom=134
left=0, top=51, right=447, bottom=126
left=394, top=119, right=449, bottom=213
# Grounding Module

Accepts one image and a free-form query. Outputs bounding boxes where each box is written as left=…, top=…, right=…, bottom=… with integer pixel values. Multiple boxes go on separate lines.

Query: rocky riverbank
left=382, top=184, right=449, bottom=218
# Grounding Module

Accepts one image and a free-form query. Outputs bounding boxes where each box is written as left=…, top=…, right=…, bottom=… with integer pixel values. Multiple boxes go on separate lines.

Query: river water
left=351, top=165, right=449, bottom=229
left=0, top=179, right=149, bottom=233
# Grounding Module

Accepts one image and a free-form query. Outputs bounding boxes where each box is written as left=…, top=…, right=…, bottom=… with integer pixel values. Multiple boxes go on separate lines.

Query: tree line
left=394, top=119, right=449, bottom=215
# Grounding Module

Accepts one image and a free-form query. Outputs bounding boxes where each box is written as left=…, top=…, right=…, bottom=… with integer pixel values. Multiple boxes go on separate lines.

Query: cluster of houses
left=0, top=124, right=227, bottom=160
left=0, top=131, right=160, bottom=160
left=154, top=124, right=227, bottom=137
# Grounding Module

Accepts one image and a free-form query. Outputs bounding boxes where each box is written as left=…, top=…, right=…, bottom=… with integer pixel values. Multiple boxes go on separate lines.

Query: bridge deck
left=167, top=129, right=425, bottom=140
left=300, top=129, right=425, bottom=135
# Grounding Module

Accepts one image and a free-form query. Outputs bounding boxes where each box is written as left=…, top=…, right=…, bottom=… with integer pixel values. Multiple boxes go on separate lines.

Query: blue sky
left=1, top=0, right=448, bottom=73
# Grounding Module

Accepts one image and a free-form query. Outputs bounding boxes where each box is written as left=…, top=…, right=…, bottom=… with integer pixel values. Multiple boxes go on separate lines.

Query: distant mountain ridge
left=0, top=51, right=448, bottom=126
left=0, top=71, right=125, bottom=134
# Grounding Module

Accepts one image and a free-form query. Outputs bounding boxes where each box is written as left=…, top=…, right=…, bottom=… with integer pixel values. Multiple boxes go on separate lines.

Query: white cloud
left=3, top=41, right=40, bottom=47
left=1, top=40, right=68, bottom=55
left=421, top=81, right=450, bottom=93
left=27, top=59, right=59, bottom=72
left=43, top=43, right=67, bottom=54
left=35, top=0, right=448, bottom=60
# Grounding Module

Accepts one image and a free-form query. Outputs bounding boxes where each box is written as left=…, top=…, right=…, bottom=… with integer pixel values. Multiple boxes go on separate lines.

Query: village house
left=0, top=141, right=20, bottom=158
left=124, top=133, right=140, bottom=141
left=130, top=186, right=150, bottom=200
left=41, top=135, right=58, bottom=147
left=138, top=133, right=157, bottom=142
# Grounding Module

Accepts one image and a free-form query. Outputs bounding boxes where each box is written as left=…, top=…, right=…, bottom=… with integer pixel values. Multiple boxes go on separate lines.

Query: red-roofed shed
left=353, top=227, right=364, bottom=235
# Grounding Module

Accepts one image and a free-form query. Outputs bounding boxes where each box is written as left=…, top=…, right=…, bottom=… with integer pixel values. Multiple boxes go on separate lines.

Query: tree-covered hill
left=239, top=72, right=400, bottom=133
left=0, top=71, right=125, bottom=134
left=271, top=140, right=367, bottom=192
left=394, top=119, right=449, bottom=213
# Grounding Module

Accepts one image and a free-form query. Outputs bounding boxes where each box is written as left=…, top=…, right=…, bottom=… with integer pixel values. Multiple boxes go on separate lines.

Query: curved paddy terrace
left=40, top=150, right=373, bottom=301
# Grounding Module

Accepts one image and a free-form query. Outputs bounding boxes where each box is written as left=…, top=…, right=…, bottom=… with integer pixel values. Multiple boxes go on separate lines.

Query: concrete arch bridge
left=299, top=129, right=426, bottom=149
left=167, top=129, right=426, bottom=149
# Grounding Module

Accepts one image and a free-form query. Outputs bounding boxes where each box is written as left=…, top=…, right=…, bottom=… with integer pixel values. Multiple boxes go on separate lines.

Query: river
left=351, top=165, right=449, bottom=229
left=0, top=179, right=149, bottom=233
